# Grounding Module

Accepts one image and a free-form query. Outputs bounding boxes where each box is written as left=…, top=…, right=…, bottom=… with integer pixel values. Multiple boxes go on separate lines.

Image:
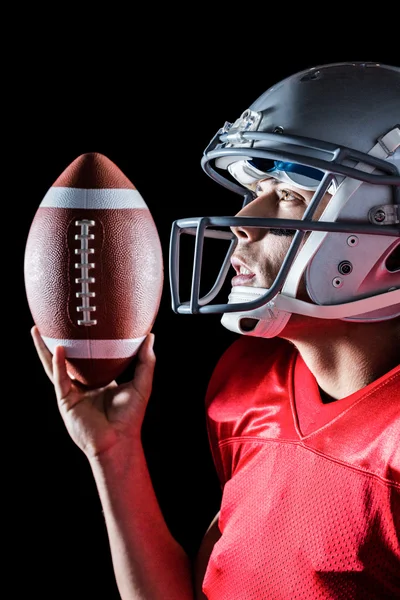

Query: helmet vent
left=385, top=243, right=400, bottom=272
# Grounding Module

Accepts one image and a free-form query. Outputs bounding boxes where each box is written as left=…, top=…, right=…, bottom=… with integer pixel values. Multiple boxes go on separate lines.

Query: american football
left=24, top=152, right=164, bottom=388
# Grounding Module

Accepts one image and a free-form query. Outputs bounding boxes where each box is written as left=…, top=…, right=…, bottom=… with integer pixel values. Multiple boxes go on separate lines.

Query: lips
left=230, top=257, right=256, bottom=286
left=231, top=273, right=256, bottom=286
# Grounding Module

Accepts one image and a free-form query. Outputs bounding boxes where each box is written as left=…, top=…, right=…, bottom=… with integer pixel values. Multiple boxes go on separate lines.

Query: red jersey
left=202, top=336, right=400, bottom=600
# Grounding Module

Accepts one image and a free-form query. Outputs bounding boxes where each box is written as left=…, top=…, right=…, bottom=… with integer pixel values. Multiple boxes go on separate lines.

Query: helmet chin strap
left=221, top=284, right=400, bottom=338
left=220, top=286, right=292, bottom=339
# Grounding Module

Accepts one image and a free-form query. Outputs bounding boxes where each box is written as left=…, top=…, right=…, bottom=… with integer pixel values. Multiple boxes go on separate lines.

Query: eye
left=277, top=188, right=304, bottom=204
left=254, top=180, right=305, bottom=205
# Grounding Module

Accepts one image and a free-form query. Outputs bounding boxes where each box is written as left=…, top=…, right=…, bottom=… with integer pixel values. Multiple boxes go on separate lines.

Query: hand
left=31, top=325, right=156, bottom=458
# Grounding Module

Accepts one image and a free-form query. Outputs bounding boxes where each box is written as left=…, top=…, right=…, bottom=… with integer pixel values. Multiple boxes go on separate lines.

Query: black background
left=14, top=16, right=399, bottom=599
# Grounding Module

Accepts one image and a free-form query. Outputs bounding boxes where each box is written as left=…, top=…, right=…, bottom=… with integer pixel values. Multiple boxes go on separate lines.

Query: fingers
left=31, top=325, right=72, bottom=402
left=52, top=345, right=72, bottom=402
left=139, top=333, right=155, bottom=359
left=131, top=333, right=156, bottom=400
left=31, top=325, right=54, bottom=383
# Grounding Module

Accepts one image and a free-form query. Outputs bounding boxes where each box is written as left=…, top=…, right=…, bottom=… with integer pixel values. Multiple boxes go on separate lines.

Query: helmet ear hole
left=239, top=318, right=259, bottom=332
left=385, top=243, right=400, bottom=272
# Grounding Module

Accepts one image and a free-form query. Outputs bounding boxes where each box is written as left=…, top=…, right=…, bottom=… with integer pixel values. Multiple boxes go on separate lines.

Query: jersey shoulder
left=205, top=335, right=295, bottom=408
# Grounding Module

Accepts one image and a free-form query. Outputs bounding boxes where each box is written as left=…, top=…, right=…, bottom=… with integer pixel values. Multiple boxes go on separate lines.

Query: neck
left=281, top=317, right=400, bottom=402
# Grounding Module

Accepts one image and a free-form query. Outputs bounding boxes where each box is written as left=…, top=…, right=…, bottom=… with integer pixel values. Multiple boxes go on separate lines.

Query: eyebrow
left=256, top=178, right=279, bottom=190
left=258, top=178, right=303, bottom=193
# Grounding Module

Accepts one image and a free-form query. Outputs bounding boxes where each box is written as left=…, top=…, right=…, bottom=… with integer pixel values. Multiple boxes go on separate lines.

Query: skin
left=230, top=177, right=400, bottom=402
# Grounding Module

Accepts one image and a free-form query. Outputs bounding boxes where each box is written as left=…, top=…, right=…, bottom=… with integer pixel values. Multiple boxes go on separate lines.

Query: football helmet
left=169, top=62, right=400, bottom=338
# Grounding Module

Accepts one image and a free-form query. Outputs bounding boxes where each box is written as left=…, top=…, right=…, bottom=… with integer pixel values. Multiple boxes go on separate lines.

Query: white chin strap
left=221, top=285, right=400, bottom=338
left=221, top=286, right=292, bottom=338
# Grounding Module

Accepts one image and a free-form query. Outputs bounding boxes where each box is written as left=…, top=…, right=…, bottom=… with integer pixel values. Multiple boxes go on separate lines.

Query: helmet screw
left=347, top=236, right=359, bottom=247
left=373, top=209, right=386, bottom=223
left=273, top=126, right=284, bottom=134
left=332, top=277, right=343, bottom=288
left=338, top=261, right=353, bottom=275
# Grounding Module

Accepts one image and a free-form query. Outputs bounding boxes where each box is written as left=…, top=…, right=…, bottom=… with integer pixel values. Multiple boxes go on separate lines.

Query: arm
left=90, top=442, right=194, bottom=600
left=193, top=511, right=222, bottom=600
left=31, top=327, right=194, bottom=600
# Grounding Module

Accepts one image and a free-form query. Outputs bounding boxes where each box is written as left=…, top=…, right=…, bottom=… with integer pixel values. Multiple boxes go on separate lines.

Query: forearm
left=89, top=440, right=194, bottom=600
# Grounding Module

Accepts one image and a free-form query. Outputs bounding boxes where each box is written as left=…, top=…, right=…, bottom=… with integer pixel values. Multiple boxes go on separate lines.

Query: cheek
left=272, top=235, right=293, bottom=255
left=308, top=193, right=331, bottom=220
left=278, top=205, right=305, bottom=220
left=258, top=236, right=293, bottom=273
left=275, top=236, right=293, bottom=256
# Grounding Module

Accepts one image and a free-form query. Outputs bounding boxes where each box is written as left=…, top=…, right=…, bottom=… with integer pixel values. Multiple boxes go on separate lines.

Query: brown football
left=24, top=152, right=164, bottom=388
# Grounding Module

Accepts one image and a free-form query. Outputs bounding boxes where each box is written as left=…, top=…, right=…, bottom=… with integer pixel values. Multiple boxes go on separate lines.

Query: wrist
left=88, top=435, right=145, bottom=478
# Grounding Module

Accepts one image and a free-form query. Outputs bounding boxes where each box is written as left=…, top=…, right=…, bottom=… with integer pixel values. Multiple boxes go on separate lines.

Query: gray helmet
left=169, top=62, right=400, bottom=338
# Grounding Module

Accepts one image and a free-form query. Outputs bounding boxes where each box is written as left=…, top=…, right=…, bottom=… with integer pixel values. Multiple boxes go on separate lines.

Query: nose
left=230, top=193, right=274, bottom=242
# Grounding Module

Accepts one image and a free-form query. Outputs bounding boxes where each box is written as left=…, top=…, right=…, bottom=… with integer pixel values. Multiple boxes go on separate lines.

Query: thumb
left=130, top=333, right=156, bottom=401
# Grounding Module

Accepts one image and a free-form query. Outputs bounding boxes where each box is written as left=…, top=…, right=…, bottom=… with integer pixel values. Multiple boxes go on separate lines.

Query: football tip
left=52, top=152, right=136, bottom=190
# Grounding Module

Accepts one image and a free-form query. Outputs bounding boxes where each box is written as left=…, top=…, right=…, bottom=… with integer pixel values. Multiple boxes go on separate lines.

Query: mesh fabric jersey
left=202, top=336, right=400, bottom=600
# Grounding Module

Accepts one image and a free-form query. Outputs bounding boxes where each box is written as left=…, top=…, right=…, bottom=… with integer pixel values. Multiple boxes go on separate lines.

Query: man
left=32, top=62, right=399, bottom=599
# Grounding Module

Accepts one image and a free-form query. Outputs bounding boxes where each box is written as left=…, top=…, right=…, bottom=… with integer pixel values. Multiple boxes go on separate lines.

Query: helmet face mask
left=169, top=62, right=400, bottom=338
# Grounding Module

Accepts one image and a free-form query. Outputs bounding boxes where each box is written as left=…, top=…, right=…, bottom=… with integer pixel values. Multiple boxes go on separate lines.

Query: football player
left=32, top=61, right=399, bottom=599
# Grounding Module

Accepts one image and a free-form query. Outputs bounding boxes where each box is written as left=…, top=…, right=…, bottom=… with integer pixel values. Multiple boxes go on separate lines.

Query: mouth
left=230, top=257, right=256, bottom=286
